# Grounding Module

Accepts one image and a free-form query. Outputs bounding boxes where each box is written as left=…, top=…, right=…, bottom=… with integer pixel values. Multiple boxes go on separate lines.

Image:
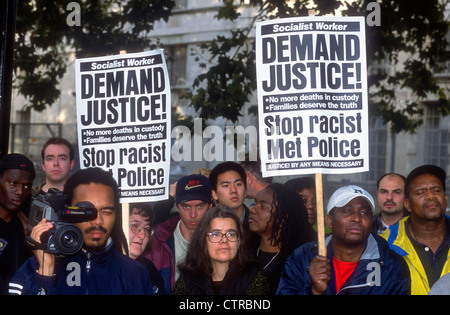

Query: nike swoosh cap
left=176, top=174, right=212, bottom=204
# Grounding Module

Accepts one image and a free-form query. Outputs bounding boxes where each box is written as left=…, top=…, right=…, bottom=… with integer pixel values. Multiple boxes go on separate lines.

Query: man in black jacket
left=0, top=154, right=35, bottom=295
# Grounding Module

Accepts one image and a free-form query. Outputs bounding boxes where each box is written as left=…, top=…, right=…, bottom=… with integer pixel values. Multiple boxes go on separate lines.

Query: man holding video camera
left=9, top=167, right=154, bottom=295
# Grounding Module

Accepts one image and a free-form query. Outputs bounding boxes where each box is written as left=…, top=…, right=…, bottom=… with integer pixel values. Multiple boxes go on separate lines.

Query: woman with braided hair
left=248, top=182, right=314, bottom=294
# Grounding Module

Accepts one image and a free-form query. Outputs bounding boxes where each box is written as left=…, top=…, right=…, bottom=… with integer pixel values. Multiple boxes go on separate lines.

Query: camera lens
left=54, top=224, right=83, bottom=255
left=63, top=232, right=76, bottom=245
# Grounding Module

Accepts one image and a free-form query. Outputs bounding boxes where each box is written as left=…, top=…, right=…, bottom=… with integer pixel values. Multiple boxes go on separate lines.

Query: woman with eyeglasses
left=129, top=203, right=167, bottom=295
left=173, top=205, right=269, bottom=295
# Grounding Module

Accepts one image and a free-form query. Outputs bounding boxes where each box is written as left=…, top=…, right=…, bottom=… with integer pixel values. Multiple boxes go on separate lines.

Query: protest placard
left=256, top=16, right=369, bottom=178
left=75, top=50, right=171, bottom=203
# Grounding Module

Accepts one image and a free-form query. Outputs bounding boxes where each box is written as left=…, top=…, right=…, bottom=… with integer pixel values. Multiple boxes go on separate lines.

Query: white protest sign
left=75, top=49, right=171, bottom=203
left=256, top=16, right=369, bottom=177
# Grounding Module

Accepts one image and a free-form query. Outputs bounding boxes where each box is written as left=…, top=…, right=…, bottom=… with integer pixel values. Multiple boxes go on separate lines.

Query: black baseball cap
left=0, top=153, right=35, bottom=178
left=405, top=165, right=446, bottom=193
left=176, top=174, right=212, bottom=204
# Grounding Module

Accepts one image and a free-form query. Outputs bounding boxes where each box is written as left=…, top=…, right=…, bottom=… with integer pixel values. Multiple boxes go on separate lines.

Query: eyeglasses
left=130, top=223, right=153, bottom=237
left=206, top=230, right=240, bottom=243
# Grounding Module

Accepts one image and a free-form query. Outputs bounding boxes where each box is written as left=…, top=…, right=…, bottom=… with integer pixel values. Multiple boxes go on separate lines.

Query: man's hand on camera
left=30, top=218, right=56, bottom=276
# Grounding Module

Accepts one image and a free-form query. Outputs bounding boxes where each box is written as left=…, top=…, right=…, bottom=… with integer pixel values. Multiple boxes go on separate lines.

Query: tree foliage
left=188, top=0, right=450, bottom=133
left=14, top=0, right=175, bottom=111
left=346, top=0, right=450, bottom=133
left=13, top=0, right=450, bottom=134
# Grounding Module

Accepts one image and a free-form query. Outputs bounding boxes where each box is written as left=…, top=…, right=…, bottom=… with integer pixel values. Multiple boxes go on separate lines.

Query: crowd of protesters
left=1, top=138, right=448, bottom=295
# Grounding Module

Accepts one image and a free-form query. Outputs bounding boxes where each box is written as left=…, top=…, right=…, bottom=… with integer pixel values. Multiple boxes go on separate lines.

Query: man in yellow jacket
left=381, top=165, right=449, bottom=295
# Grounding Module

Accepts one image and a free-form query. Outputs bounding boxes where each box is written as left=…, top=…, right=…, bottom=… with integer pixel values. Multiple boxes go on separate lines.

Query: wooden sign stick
left=315, top=173, right=326, bottom=256
left=307, top=9, right=326, bottom=257
left=119, top=50, right=130, bottom=256
left=122, top=202, right=130, bottom=256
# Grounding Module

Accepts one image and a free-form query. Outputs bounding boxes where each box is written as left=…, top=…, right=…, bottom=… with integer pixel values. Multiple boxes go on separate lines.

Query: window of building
left=364, top=117, right=387, bottom=182
left=166, top=45, right=187, bottom=88
left=10, top=110, right=31, bottom=154
left=424, top=106, right=449, bottom=169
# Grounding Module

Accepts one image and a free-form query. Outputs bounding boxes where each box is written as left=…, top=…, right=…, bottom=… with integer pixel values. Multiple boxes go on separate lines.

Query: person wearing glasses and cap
left=277, top=185, right=410, bottom=295
left=173, top=205, right=269, bottom=295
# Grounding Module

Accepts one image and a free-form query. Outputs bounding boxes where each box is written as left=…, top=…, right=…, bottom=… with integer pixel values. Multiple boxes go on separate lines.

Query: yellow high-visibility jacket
left=381, top=217, right=450, bottom=295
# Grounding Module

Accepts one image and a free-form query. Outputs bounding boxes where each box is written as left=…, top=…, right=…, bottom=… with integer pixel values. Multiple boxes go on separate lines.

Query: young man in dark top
left=0, top=153, right=35, bottom=294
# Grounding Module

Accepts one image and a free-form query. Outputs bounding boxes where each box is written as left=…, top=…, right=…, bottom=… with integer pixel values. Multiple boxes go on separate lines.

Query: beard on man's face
left=83, top=225, right=109, bottom=252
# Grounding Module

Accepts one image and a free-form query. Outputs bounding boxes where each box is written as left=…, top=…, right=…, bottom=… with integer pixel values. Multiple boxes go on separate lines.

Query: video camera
left=27, top=188, right=97, bottom=256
